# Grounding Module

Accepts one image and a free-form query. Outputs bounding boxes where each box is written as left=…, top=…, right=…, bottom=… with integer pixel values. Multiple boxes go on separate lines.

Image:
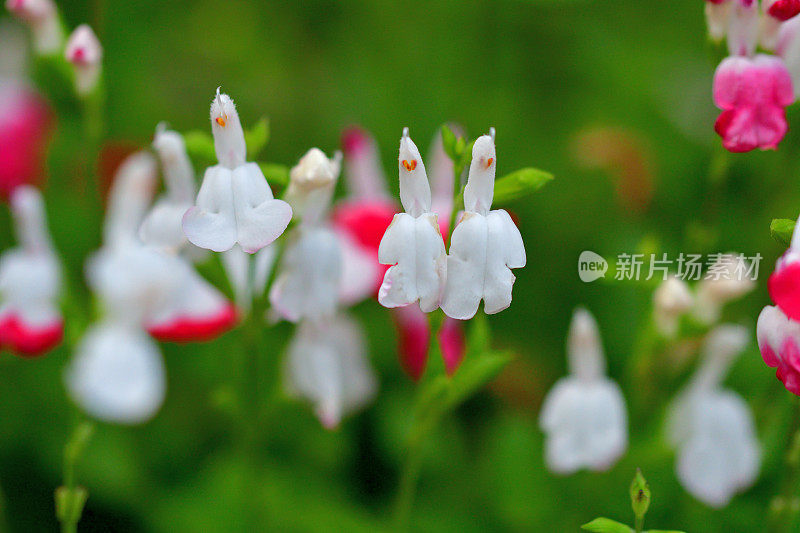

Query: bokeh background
left=0, top=0, right=796, bottom=530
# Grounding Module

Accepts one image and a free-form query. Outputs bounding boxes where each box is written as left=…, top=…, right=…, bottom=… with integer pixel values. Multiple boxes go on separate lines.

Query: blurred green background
left=1, top=0, right=798, bottom=530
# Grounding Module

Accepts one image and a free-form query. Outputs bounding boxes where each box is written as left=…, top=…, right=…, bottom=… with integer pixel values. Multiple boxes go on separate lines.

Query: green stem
left=393, top=441, right=424, bottom=532
left=58, top=420, right=94, bottom=533
left=634, top=515, right=644, bottom=533
left=769, top=398, right=800, bottom=533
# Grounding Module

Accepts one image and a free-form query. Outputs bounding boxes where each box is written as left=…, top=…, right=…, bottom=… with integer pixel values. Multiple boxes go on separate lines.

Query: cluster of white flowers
left=378, top=128, right=526, bottom=320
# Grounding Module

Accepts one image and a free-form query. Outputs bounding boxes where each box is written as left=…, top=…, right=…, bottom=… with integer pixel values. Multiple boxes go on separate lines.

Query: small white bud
left=65, top=24, right=102, bottom=95
left=6, top=0, right=62, bottom=54
left=653, top=277, right=693, bottom=337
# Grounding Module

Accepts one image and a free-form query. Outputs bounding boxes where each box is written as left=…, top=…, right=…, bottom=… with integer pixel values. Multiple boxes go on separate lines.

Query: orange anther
left=402, top=159, right=417, bottom=171
left=486, top=157, right=494, bottom=168
left=216, top=117, right=226, bottom=127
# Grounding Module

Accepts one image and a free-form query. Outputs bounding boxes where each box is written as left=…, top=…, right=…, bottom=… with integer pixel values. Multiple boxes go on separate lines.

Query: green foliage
left=581, top=517, right=633, bottom=533
left=245, top=117, right=270, bottom=159
left=258, top=163, right=290, bottom=189
left=183, top=130, right=216, bottom=166
left=493, top=168, right=554, bottom=205
left=771, top=218, right=795, bottom=248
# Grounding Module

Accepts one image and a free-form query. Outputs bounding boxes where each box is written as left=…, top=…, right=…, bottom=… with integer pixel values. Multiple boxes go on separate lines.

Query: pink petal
left=0, top=314, right=63, bottom=357
left=438, top=318, right=466, bottom=376
left=769, top=261, right=800, bottom=321
left=147, top=303, right=237, bottom=343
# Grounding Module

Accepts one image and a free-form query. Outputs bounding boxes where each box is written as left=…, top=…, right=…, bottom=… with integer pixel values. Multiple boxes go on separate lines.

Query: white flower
left=377, top=128, right=446, bottom=313
left=539, top=308, right=628, bottom=474
left=5, top=0, right=62, bottom=54
left=270, top=148, right=342, bottom=322
left=440, top=129, right=526, bottom=320
left=220, top=245, right=276, bottom=313
left=667, top=325, right=760, bottom=507
left=66, top=320, right=166, bottom=424
left=653, top=276, right=694, bottom=337
left=182, top=89, right=292, bottom=253
left=139, top=124, right=198, bottom=255
left=286, top=314, right=377, bottom=429
left=64, top=24, right=102, bottom=95
left=0, top=185, right=63, bottom=356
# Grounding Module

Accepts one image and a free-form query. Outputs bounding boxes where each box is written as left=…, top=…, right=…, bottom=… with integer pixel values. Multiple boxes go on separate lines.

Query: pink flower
left=0, top=84, right=53, bottom=200
left=393, top=304, right=466, bottom=381
left=757, top=305, right=800, bottom=395
left=332, top=127, right=397, bottom=304
left=713, top=55, right=794, bottom=152
left=768, top=0, right=800, bottom=22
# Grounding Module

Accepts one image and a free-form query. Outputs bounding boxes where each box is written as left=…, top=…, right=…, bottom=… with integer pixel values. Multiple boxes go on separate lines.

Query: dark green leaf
left=493, top=167, right=553, bottom=205
left=245, top=117, right=270, bottom=159
left=771, top=218, right=795, bottom=248
left=581, top=518, right=633, bottom=533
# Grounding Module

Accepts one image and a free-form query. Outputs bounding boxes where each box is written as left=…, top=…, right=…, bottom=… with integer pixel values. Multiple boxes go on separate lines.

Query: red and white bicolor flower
left=64, top=24, right=102, bottom=96
left=0, top=185, right=62, bottom=356
left=377, top=128, right=446, bottom=313
left=757, top=305, right=800, bottom=394
left=539, top=308, right=628, bottom=474
left=5, top=0, right=63, bottom=55
left=667, top=325, right=760, bottom=507
left=441, top=129, right=526, bottom=320
left=183, top=89, right=292, bottom=254
left=705, top=0, right=797, bottom=152
left=68, top=152, right=235, bottom=424
left=270, top=148, right=342, bottom=322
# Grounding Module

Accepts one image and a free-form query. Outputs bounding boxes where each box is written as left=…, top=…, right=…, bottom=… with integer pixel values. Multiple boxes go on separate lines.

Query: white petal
left=183, top=165, right=237, bottom=252
left=463, top=132, right=496, bottom=215
left=105, top=152, right=157, bottom=247
left=674, top=390, right=760, bottom=507
left=378, top=213, right=446, bottom=312
left=66, top=321, right=166, bottom=424
left=269, top=227, right=341, bottom=322
left=337, top=230, right=379, bottom=305
left=231, top=162, right=293, bottom=253
left=0, top=249, right=61, bottom=326
left=440, top=213, right=487, bottom=319
left=10, top=186, right=54, bottom=254
left=397, top=129, right=431, bottom=217
left=286, top=315, right=376, bottom=428
left=152, top=126, right=196, bottom=203
left=210, top=89, right=246, bottom=169
left=221, top=246, right=252, bottom=311
left=567, top=307, right=605, bottom=380
left=539, top=378, right=627, bottom=474
left=139, top=199, right=191, bottom=252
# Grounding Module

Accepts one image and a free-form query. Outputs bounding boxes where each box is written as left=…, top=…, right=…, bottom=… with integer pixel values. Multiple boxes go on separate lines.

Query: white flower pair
left=378, top=128, right=526, bottom=320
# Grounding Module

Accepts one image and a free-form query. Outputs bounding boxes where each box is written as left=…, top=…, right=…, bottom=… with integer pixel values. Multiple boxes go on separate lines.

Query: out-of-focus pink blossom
left=0, top=84, right=53, bottom=200
left=438, top=317, right=466, bottom=375
left=332, top=127, right=397, bottom=303
left=768, top=0, right=800, bottom=22
left=713, top=54, right=794, bottom=152
left=393, top=304, right=430, bottom=381
left=757, top=305, right=800, bottom=395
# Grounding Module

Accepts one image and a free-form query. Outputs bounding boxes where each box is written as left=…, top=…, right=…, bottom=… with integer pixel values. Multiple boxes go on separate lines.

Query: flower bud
left=653, top=277, right=693, bottom=337
left=65, top=24, right=102, bottom=96
left=629, top=468, right=651, bottom=520
left=286, top=147, right=341, bottom=225
left=6, top=0, right=62, bottom=54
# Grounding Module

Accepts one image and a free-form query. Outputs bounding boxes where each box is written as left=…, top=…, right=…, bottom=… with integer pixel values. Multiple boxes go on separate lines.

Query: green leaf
left=441, top=124, right=459, bottom=161
left=245, top=117, right=270, bottom=159
left=443, top=350, right=513, bottom=410
left=183, top=130, right=216, bottom=165
left=581, top=518, right=633, bottom=533
left=771, top=218, right=795, bottom=248
left=645, top=530, right=687, bottom=533
left=259, top=163, right=290, bottom=189
left=492, top=167, right=553, bottom=204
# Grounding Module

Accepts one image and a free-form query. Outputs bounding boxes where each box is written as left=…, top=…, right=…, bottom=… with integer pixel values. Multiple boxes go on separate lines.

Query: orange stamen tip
left=216, top=117, right=226, bottom=127
left=486, top=157, right=494, bottom=168
left=402, top=159, right=417, bottom=171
